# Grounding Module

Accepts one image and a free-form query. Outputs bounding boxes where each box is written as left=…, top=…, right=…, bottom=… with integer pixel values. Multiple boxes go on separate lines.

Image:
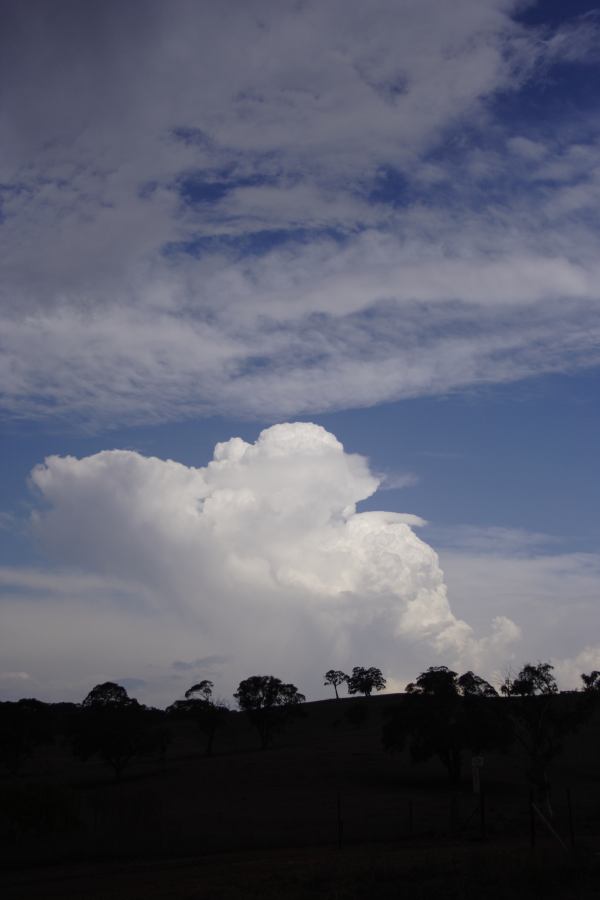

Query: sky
left=1, top=0, right=599, bottom=708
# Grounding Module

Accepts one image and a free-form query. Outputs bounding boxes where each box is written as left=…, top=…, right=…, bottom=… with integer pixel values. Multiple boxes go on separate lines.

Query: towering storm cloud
left=17, top=423, right=517, bottom=701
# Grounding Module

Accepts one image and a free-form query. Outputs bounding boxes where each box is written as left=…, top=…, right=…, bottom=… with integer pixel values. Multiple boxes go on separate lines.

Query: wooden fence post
left=566, top=788, right=575, bottom=850
left=479, top=789, right=486, bottom=841
left=336, top=790, right=343, bottom=849
left=449, top=794, right=457, bottom=837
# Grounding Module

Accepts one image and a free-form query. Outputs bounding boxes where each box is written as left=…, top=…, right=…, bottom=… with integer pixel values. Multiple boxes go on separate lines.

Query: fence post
left=566, top=788, right=575, bottom=850
left=449, top=794, right=457, bottom=837
left=336, top=790, right=343, bottom=849
left=407, top=798, right=413, bottom=838
left=529, top=790, right=536, bottom=850
left=479, top=789, right=486, bottom=841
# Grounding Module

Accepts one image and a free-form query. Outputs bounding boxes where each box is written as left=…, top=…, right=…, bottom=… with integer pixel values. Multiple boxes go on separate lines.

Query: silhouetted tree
left=499, top=668, right=518, bottom=697
left=581, top=670, right=600, bottom=692
left=347, top=666, right=386, bottom=697
left=501, top=662, right=585, bottom=812
left=72, top=683, right=158, bottom=781
left=405, top=666, right=497, bottom=699
left=579, top=670, right=600, bottom=723
left=384, top=666, right=506, bottom=783
left=406, top=665, right=458, bottom=697
left=323, top=670, right=348, bottom=700
left=234, top=675, right=305, bottom=748
left=504, top=662, right=558, bottom=697
left=167, top=685, right=228, bottom=757
left=82, top=681, right=135, bottom=708
left=185, top=680, right=214, bottom=702
left=457, top=670, right=498, bottom=698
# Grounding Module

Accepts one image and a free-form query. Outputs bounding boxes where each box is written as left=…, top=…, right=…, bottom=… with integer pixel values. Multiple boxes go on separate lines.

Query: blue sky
left=1, top=0, right=599, bottom=706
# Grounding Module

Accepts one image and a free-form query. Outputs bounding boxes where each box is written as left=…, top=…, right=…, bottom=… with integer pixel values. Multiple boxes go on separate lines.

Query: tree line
left=382, top=662, right=600, bottom=814
left=1, top=662, right=599, bottom=809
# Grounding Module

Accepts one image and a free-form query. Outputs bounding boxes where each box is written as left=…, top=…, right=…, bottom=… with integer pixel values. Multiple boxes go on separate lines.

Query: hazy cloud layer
left=1, top=1, right=600, bottom=423
left=438, top=538, right=600, bottom=690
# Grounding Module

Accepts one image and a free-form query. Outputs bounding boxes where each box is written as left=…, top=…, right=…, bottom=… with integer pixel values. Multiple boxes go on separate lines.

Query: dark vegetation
left=166, top=680, right=228, bottom=758
left=1, top=663, right=600, bottom=898
left=233, top=674, right=306, bottom=749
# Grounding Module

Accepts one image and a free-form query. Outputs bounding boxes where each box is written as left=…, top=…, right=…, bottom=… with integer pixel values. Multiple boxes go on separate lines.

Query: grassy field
left=4, top=841, right=600, bottom=899
left=1, top=694, right=599, bottom=897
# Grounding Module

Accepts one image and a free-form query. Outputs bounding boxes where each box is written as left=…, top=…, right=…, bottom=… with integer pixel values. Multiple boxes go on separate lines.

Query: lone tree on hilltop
left=234, top=675, right=305, bottom=749
left=324, top=670, right=348, bottom=700
left=347, top=666, right=386, bottom=697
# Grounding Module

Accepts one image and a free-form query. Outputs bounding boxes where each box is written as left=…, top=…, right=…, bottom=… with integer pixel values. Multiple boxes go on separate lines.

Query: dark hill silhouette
left=1, top=690, right=599, bottom=898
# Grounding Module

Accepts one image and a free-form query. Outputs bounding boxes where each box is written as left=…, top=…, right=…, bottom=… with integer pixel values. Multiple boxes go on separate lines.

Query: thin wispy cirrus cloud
left=1, top=0, right=599, bottom=705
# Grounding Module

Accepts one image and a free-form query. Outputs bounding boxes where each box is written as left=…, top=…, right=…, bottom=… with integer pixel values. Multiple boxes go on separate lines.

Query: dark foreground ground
left=3, top=841, right=600, bottom=899
left=2, top=694, right=600, bottom=897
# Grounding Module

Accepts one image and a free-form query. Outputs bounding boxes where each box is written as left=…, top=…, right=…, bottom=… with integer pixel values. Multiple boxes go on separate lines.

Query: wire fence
left=1, top=778, right=595, bottom=866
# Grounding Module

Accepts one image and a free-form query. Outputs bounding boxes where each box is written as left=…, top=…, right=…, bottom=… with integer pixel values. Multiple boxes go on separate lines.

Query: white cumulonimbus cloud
left=12, top=422, right=518, bottom=703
